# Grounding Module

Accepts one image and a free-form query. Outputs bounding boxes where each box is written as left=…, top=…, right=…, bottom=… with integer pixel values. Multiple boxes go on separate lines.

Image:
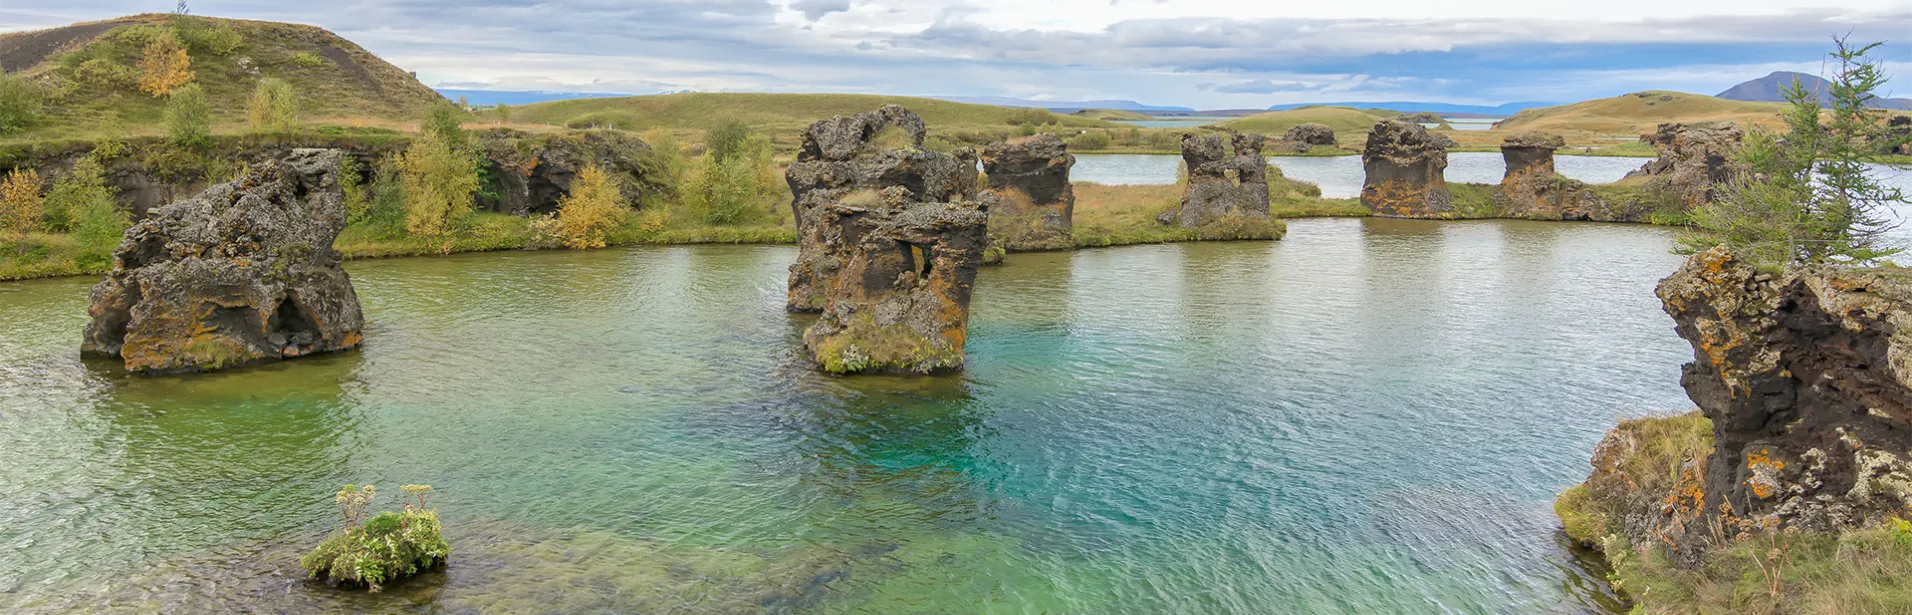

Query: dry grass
left=1496, top=91, right=1790, bottom=138
left=1556, top=411, right=1912, bottom=614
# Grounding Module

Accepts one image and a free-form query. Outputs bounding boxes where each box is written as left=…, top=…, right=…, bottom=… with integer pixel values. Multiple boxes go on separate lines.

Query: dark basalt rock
left=475, top=130, right=652, bottom=216
left=1277, top=123, right=1338, bottom=153
left=1500, top=132, right=1564, bottom=180
left=1495, top=131, right=1615, bottom=220
left=1163, top=132, right=1272, bottom=227
left=1658, top=247, right=1912, bottom=531
left=785, top=105, right=979, bottom=312
left=1360, top=120, right=1451, bottom=217
left=1623, top=122, right=1744, bottom=209
left=1396, top=111, right=1443, bottom=124
left=802, top=188, right=989, bottom=375
left=981, top=134, right=1075, bottom=252
left=80, top=149, right=364, bottom=373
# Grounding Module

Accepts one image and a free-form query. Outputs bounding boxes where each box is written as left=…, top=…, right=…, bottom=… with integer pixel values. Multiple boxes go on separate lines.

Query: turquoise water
left=0, top=218, right=1692, bottom=613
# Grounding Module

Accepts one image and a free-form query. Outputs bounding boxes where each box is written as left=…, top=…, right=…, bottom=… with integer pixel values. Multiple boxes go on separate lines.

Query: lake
left=0, top=218, right=1690, bottom=613
left=1072, top=153, right=1656, bottom=197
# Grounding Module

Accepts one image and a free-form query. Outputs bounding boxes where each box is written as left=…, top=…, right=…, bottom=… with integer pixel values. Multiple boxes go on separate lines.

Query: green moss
left=811, top=311, right=963, bottom=375
left=1553, top=484, right=1611, bottom=546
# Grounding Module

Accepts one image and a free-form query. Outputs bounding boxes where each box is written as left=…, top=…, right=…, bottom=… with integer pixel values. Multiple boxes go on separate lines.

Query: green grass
left=1, top=13, right=446, bottom=143
left=1072, top=108, right=1153, bottom=121
left=1214, top=106, right=1396, bottom=135
left=511, top=93, right=1123, bottom=152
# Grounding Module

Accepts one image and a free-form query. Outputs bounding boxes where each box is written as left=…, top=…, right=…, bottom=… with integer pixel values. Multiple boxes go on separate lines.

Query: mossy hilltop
left=0, top=13, right=446, bottom=142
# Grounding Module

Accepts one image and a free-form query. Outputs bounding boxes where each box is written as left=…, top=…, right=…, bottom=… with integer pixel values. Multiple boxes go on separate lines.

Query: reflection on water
left=1073, top=153, right=1654, bottom=196
left=0, top=223, right=1693, bottom=613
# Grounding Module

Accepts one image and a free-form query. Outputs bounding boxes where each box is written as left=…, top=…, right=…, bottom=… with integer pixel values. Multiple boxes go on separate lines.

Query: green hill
left=1494, top=91, right=1789, bottom=136
left=0, top=13, right=445, bottom=142
left=511, top=92, right=1121, bottom=141
left=1213, top=106, right=1398, bottom=134
left=1073, top=108, right=1153, bottom=121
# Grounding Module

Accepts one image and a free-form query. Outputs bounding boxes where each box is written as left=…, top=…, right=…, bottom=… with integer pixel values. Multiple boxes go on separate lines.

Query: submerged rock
left=802, top=188, right=989, bottom=375
left=1165, top=132, right=1272, bottom=227
left=1622, top=122, right=1743, bottom=209
left=981, top=134, right=1075, bottom=252
left=785, top=105, right=978, bottom=312
left=80, top=149, right=364, bottom=373
left=1360, top=120, right=1451, bottom=217
left=1658, top=247, right=1912, bottom=531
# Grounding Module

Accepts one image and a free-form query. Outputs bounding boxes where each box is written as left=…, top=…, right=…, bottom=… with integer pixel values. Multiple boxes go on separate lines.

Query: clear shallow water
left=0, top=219, right=1696, bottom=613
left=1073, top=153, right=1655, bottom=197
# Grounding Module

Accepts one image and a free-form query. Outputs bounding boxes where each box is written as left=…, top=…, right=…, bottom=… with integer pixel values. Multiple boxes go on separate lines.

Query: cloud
left=1203, top=80, right=1314, bottom=94
left=1, top=1, right=1906, bottom=108
left=790, top=0, right=852, bottom=22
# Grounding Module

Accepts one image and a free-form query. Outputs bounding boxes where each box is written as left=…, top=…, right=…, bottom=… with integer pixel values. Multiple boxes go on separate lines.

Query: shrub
left=357, top=157, right=408, bottom=238
left=136, top=28, right=193, bottom=97
left=554, top=164, right=627, bottom=249
left=1007, top=108, right=1057, bottom=126
left=493, top=103, right=511, bottom=125
left=422, top=101, right=468, bottom=149
left=704, top=120, right=753, bottom=162
left=288, top=51, right=327, bottom=68
left=1017, top=122, right=1037, bottom=137
left=337, top=155, right=370, bottom=224
left=42, top=157, right=115, bottom=233
left=164, top=83, right=212, bottom=149
left=75, top=58, right=139, bottom=89
left=172, top=16, right=242, bottom=55
left=637, top=128, right=689, bottom=208
left=0, top=73, right=43, bottom=136
left=398, top=130, right=479, bottom=245
left=1069, top=131, right=1111, bottom=150
left=1681, top=38, right=1908, bottom=266
left=71, top=182, right=129, bottom=270
left=247, top=77, right=299, bottom=133
left=1, top=169, right=44, bottom=256
left=300, top=484, right=450, bottom=592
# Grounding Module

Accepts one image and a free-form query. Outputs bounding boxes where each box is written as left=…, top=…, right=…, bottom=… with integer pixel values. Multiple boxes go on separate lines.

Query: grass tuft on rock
left=300, top=484, right=450, bottom=592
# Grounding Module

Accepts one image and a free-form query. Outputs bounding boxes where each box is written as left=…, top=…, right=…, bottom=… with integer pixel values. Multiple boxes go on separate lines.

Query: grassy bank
left=1556, top=412, right=1912, bottom=614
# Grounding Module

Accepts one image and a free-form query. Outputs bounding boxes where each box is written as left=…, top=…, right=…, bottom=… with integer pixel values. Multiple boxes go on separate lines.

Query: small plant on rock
left=299, top=484, right=450, bottom=592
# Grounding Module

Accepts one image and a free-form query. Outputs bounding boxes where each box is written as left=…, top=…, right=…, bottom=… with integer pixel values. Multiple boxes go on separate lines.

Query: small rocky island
left=980, top=134, right=1076, bottom=252
left=1360, top=119, right=1452, bottom=217
left=80, top=149, right=364, bottom=373
left=786, top=106, right=990, bottom=374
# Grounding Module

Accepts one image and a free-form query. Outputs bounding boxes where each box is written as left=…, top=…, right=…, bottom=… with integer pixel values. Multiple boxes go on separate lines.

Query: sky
left=4, top=0, right=1912, bottom=108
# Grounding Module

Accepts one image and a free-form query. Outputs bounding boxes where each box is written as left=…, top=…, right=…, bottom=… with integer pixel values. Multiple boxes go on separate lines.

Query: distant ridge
left=1716, top=71, right=1912, bottom=110
left=435, top=89, right=631, bottom=106
left=932, top=96, right=1195, bottom=112
left=1265, top=101, right=1553, bottom=115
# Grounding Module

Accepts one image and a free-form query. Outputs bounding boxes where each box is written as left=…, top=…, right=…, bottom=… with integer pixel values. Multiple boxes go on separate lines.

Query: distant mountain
left=932, top=96, right=1196, bottom=112
left=435, top=89, right=631, bottom=106
left=1717, top=71, right=1912, bottom=110
left=1265, top=101, right=1554, bottom=116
